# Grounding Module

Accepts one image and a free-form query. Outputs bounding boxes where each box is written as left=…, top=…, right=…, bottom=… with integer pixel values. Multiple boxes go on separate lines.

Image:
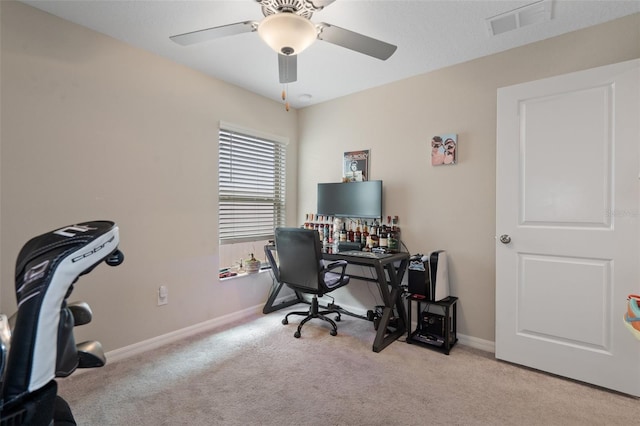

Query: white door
left=496, top=59, right=640, bottom=396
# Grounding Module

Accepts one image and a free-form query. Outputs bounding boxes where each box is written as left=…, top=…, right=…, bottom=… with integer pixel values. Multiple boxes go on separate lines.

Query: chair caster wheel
left=330, top=330, right=337, bottom=336
left=294, top=331, right=301, bottom=338
left=282, top=318, right=288, bottom=325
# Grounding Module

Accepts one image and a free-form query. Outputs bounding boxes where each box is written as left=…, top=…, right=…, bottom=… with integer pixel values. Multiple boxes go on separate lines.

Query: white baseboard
left=104, top=303, right=265, bottom=364
left=457, top=333, right=495, bottom=353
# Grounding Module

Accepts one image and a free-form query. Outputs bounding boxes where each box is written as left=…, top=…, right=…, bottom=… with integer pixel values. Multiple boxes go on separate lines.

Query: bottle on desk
left=333, top=218, right=342, bottom=244
left=369, top=234, right=379, bottom=249
left=388, top=216, right=400, bottom=252
left=361, top=222, right=369, bottom=246
left=388, top=228, right=399, bottom=252
left=346, top=221, right=353, bottom=242
left=379, top=226, right=388, bottom=249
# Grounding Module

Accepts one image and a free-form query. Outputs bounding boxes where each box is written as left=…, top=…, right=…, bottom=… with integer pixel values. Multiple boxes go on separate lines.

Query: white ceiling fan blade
left=317, top=23, right=397, bottom=60
left=170, top=21, right=256, bottom=46
left=278, top=54, right=297, bottom=84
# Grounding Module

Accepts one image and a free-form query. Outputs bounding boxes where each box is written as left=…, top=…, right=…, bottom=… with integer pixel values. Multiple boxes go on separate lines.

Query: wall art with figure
left=431, top=134, right=457, bottom=166
left=343, top=150, right=369, bottom=182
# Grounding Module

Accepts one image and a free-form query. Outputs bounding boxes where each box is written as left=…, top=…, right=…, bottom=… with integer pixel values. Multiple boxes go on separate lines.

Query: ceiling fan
left=169, top=0, right=397, bottom=86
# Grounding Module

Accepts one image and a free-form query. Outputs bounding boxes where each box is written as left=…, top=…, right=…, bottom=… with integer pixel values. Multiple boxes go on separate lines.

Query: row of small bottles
left=302, top=214, right=401, bottom=252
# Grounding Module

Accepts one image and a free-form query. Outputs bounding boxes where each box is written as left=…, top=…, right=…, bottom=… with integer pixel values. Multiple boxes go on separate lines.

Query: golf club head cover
left=2, top=221, right=121, bottom=406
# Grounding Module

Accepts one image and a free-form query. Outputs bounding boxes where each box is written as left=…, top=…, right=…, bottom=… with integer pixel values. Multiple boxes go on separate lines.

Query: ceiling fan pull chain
left=282, top=83, right=290, bottom=111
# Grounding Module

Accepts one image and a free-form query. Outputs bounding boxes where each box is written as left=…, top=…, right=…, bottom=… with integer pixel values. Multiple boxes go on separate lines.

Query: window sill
left=219, top=266, right=271, bottom=282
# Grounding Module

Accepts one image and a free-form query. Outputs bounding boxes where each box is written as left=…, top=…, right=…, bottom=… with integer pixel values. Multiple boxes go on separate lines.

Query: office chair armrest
left=325, top=260, right=348, bottom=272
left=324, top=260, right=348, bottom=282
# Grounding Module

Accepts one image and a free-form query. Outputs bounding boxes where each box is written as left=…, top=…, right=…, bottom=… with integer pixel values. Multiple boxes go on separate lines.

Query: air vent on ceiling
left=486, top=0, right=553, bottom=36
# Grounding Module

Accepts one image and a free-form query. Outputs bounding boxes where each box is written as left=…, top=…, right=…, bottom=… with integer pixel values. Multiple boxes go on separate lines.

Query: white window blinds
left=219, top=126, right=286, bottom=245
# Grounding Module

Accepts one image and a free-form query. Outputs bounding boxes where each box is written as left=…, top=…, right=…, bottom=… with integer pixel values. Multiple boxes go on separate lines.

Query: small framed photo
left=431, top=134, right=457, bottom=166
left=343, top=150, right=369, bottom=182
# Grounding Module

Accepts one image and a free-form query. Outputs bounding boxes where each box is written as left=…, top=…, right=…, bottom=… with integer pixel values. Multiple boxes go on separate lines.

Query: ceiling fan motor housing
left=259, top=0, right=321, bottom=19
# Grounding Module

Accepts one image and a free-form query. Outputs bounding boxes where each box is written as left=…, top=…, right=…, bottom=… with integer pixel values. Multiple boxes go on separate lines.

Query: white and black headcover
left=2, top=221, right=121, bottom=405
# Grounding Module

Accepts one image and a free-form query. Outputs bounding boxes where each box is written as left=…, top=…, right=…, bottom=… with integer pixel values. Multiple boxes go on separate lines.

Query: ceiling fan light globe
left=257, top=13, right=317, bottom=55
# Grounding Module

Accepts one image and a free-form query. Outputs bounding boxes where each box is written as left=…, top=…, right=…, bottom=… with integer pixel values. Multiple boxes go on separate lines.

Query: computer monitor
left=316, top=181, right=383, bottom=219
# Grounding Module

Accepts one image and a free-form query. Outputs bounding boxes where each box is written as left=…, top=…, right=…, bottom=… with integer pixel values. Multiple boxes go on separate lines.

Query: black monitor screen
left=317, top=181, right=382, bottom=219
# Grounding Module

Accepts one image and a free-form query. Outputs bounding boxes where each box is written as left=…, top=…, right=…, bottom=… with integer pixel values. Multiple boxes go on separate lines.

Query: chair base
left=282, top=296, right=341, bottom=338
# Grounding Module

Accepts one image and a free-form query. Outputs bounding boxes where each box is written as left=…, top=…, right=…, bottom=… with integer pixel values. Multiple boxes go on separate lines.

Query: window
left=218, top=124, right=287, bottom=251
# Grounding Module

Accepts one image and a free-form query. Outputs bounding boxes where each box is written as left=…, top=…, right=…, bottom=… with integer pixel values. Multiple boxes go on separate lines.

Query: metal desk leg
left=262, top=282, right=305, bottom=314
left=262, top=243, right=306, bottom=314
left=372, top=261, right=408, bottom=353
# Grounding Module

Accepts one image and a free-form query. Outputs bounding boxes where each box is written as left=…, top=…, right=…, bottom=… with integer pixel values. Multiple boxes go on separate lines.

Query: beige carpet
left=58, top=309, right=640, bottom=425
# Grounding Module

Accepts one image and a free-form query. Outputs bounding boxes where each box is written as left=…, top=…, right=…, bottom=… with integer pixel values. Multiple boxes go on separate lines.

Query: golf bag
left=1, top=221, right=124, bottom=426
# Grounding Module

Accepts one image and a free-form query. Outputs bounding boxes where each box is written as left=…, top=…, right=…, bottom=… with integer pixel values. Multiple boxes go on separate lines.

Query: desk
left=263, top=244, right=409, bottom=353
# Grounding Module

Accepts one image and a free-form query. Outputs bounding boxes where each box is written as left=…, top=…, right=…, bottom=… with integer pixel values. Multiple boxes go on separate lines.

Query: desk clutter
left=302, top=213, right=402, bottom=254
left=338, top=250, right=392, bottom=259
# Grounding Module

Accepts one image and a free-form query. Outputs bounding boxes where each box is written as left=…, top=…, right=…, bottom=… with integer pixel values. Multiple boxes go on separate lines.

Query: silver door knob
left=499, top=234, right=511, bottom=244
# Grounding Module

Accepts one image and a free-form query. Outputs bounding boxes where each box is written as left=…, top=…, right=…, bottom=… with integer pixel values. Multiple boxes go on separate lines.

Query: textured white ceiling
left=20, top=0, right=640, bottom=108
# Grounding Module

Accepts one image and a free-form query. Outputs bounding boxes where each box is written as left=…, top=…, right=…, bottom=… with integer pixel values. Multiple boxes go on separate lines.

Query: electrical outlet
left=157, top=285, right=168, bottom=306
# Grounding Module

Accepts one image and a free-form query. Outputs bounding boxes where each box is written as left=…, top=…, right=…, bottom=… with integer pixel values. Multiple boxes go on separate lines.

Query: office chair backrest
left=274, top=228, right=324, bottom=294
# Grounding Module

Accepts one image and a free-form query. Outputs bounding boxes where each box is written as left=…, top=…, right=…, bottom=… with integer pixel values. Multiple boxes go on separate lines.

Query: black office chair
left=275, top=227, right=350, bottom=338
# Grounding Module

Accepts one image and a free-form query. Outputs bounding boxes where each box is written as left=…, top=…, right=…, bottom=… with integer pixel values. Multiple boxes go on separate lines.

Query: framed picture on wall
left=343, top=150, right=369, bottom=182
left=431, top=134, right=457, bottom=166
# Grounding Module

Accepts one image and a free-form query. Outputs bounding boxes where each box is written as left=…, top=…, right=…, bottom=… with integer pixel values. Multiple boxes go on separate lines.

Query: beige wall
left=0, top=2, right=298, bottom=350
left=297, top=13, right=640, bottom=342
